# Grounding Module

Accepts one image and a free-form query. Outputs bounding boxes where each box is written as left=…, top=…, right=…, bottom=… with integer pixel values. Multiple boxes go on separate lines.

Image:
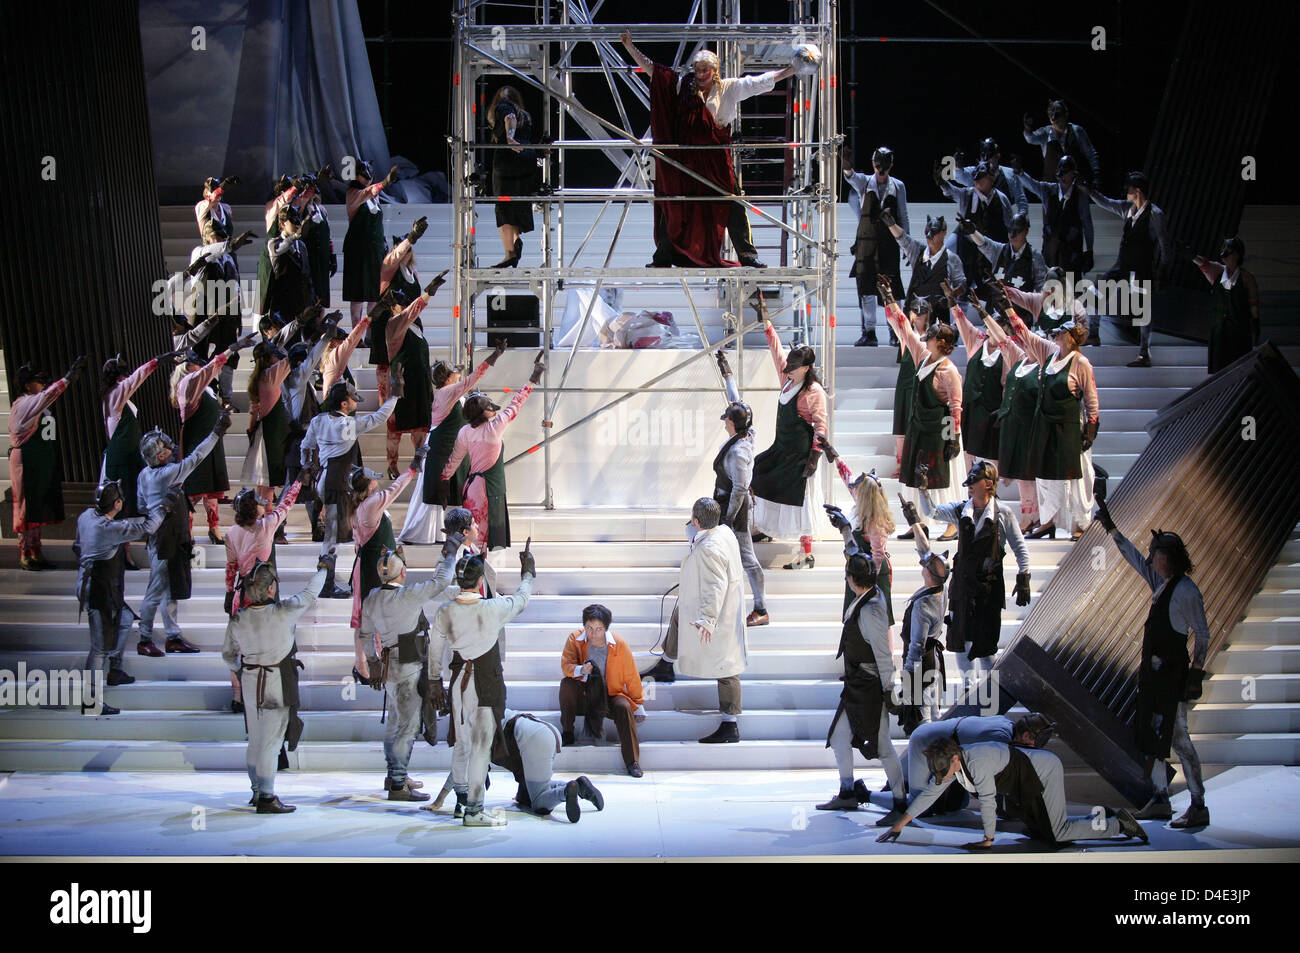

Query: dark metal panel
left=992, top=344, right=1300, bottom=805
left=0, top=0, right=174, bottom=488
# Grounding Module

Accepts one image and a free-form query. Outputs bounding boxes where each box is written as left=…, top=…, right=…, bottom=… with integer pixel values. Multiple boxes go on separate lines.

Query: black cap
left=1009, top=213, right=1030, bottom=236
left=1056, top=155, right=1077, bottom=178
left=979, top=137, right=998, bottom=160
left=1124, top=171, right=1150, bottom=195
left=871, top=146, right=894, bottom=170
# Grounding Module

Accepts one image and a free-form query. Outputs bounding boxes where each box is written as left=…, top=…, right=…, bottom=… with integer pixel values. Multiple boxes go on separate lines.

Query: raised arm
left=354, top=394, right=399, bottom=435
left=1007, top=311, right=1054, bottom=365
left=619, top=31, right=654, bottom=72
left=1087, top=188, right=1129, bottom=218
left=762, top=322, right=789, bottom=382
left=385, top=294, right=430, bottom=357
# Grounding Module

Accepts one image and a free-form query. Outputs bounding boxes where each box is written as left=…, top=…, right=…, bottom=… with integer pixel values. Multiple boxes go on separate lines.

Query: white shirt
left=689, top=71, right=779, bottom=128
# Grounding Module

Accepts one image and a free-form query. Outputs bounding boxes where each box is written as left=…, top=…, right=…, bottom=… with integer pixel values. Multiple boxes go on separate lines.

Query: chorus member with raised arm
left=243, top=340, right=294, bottom=507
left=1022, top=100, right=1100, bottom=183
left=935, top=160, right=1013, bottom=303
left=942, top=281, right=1005, bottom=473
left=347, top=446, right=428, bottom=686
left=843, top=144, right=908, bottom=346
left=438, top=352, right=546, bottom=552
left=371, top=217, right=428, bottom=408
left=881, top=276, right=964, bottom=542
left=826, top=466, right=894, bottom=621
left=1006, top=307, right=1099, bottom=541
left=889, top=297, right=934, bottom=493
left=713, top=348, right=767, bottom=623
left=1194, top=237, right=1260, bottom=373
left=883, top=212, right=965, bottom=317
left=10, top=358, right=83, bottom=570
left=382, top=272, right=443, bottom=478
left=172, top=333, right=256, bottom=544
left=982, top=311, right=1041, bottom=533
left=101, top=352, right=170, bottom=570
left=343, top=160, right=399, bottom=330
left=400, top=343, right=505, bottom=545
left=967, top=214, right=1048, bottom=325
left=1012, top=154, right=1093, bottom=285
left=954, top=139, right=1028, bottom=217
left=748, top=292, right=835, bottom=570
left=1096, top=501, right=1210, bottom=830
left=1083, top=172, right=1172, bottom=367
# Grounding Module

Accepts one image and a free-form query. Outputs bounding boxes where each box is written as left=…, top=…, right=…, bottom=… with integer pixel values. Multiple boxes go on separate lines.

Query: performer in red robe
left=620, top=32, right=794, bottom=268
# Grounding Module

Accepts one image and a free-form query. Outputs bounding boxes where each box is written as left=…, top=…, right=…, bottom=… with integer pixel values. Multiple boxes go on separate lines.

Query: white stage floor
left=2, top=766, right=1297, bottom=860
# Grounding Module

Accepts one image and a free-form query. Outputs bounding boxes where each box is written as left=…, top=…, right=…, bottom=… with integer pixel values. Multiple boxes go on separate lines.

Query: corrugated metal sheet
left=994, top=343, right=1300, bottom=804
left=0, top=1, right=174, bottom=484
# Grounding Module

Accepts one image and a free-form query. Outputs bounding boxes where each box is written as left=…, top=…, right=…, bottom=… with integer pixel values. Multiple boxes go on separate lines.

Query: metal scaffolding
left=449, top=0, right=840, bottom=508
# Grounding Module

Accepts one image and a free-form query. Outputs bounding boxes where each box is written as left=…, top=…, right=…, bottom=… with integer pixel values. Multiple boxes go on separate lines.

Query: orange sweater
left=561, top=630, right=645, bottom=709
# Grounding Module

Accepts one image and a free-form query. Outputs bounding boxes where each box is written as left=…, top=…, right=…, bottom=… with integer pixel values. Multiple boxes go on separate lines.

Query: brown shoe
left=384, top=776, right=424, bottom=791
left=388, top=781, right=430, bottom=801
left=746, top=610, right=770, bottom=627
left=136, top=640, right=165, bottom=658
left=937, top=526, right=958, bottom=542
left=165, top=636, right=200, bottom=654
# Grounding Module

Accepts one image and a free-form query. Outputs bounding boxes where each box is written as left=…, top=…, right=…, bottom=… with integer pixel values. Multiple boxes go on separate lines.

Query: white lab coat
left=675, top=525, right=748, bottom=680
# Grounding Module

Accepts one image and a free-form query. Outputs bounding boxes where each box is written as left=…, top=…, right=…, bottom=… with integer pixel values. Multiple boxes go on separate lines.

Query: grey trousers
left=85, top=608, right=133, bottom=674
left=733, top=520, right=766, bottom=613
left=138, top=538, right=181, bottom=641
left=1149, top=702, right=1206, bottom=805
left=1026, top=747, right=1121, bottom=841
left=450, top=668, right=498, bottom=813
left=516, top=725, right=566, bottom=814
left=664, top=606, right=743, bottom=715
left=241, top=669, right=288, bottom=797
left=383, top=660, right=422, bottom=783
left=829, top=697, right=904, bottom=798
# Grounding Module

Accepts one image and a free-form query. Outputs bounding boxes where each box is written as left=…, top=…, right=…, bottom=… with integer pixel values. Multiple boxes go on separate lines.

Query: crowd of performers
left=6, top=46, right=1228, bottom=840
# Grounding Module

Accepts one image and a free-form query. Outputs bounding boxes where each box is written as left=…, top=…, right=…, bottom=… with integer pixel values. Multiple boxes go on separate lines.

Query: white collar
left=979, top=340, right=1001, bottom=366
left=923, top=245, right=944, bottom=266
left=689, top=525, right=717, bottom=551
left=1219, top=267, right=1239, bottom=290
left=972, top=189, right=990, bottom=207
left=916, top=355, right=943, bottom=381
left=575, top=630, right=616, bottom=647
left=1127, top=201, right=1149, bottom=222
left=1046, top=348, right=1077, bottom=375
left=454, top=590, right=481, bottom=604
left=961, top=497, right=998, bottom=531
left=1014, top=358, right=1038, bottom=377
left=843, top=588, right=874, bottom=623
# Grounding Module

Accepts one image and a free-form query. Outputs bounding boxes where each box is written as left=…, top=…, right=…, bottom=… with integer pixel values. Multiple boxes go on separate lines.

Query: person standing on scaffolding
left=620, top=32, right=796, bottom=268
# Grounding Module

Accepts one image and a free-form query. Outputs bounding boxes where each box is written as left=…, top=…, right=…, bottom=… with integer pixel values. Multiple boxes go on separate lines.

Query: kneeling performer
left=491, top=709, right=604, bottom=823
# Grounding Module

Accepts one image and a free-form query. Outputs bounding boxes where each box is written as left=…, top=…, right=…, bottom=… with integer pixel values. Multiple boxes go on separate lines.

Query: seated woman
left=558, top=604, right=647, bottom=778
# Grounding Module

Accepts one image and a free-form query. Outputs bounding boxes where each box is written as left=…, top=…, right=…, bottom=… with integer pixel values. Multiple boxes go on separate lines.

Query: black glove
left=185, top=255, right=211, bottom=277
left=230, top=230, right=256, bottom=252
left=322, top=310, right=343, bottom=332
left=1014, top=571, right=1031, bottom=607
left=212, top=408, right=233, bottom=437
left=932, top=159, right=946, bottom=188
left=840, top=143, right=854, bottom=173
left=382, top=165, right=399, bottom=188
left=1008, top=153, right=1023, bottom=176
left=876, top=829, right=901, bottom=844
left=879, top=209, right=896, bottom=230
left=272, top=173, right=292, bottom=194
left=429, top=676, right=450, bottom=716
left=441, top=530, right=466, bottom=559
left=317, top=551, right=337, bottom=574
left=405, top=216, right=429, bottom=245
left=389, top=363, right=406, bottom=398
left=940, top=279, right=962, bottom=309
left=423, top=270, right=448, bottom=297
left=224, top=591, right=235, bottom=617
left=159, top=488, right=184, bottom=514
left=801, top=449, right=820, bottom=479
left=529, top=356, right=546, bottom=385
left=485, top=342, right=506, bottom=366
left=1081, top=418, right=1098, bottom=452
left=1184, top=669, right=1205, bottom=703
left=154, top=350, right=178, bottom=365
left=329, top=252, right=338, bottom=276
left=1079, top=249, right=1094, bottom=273
left=944, top=438, right=960, bottom=461
left=900, top=498, right=921, bottom=528
left=218, top=175, right=240, bottom=191
left=823, top=504, right=851, bottom=531
left=715, top=349, right=732, bottom=376
left=519, top=547, right=536, bottom=579
left=291, top=175, right=311, bottom=193
left=820, top=438, right=839, bottom=462
left=65, top=355, right=86, bottom=384
left=875, top=274, right=895, bottom=306
left=299, top=458, right=322, bottom=489
left=411, top=443, right=428, bottom=470
left=315, top=163, right=335, bottom=183
left=1022, top=112, right=1036, bottom=133
left=1095, top=499, right=1116, bottom=533
left=952, top=147, right=967, bottom=167
left=955, top=215, right=977, bottom=237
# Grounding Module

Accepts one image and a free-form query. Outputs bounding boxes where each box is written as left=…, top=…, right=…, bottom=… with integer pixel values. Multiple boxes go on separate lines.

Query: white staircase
left=0, top=201, right=1296, bottom=790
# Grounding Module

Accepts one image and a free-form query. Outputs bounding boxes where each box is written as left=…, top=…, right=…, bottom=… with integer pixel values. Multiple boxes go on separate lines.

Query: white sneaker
left=462, top=807, right=507, bottom=827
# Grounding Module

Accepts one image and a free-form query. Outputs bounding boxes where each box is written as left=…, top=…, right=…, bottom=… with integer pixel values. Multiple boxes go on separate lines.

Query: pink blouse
left=10, top=378, right=67, bottom=447
left=379, top=238, right=416, bottom=294
left=1009, top=315, right=1100, bottom=423
left=441, top=384, right=533, bottom=481
left=885, top=302, right=963, bottom=431
left=321, top=315, right=370, bottom=394
left=224, top=481, right=302, bottom=592
left=431, top=361, right=490, bottom=429
left=249, top=358, right=293, bottom=424
left=176, top=352, right=228, bottom=422
left=263, top=186, right=298, bottom=233
left=352, top=468, right=416, bottom=547
left=1003, top=285, right=1088, bottom=326
left=346, top=182, right=386, bottom=220
left=836, top=462, right=889, bottom=565
left=102, top=358, right=157, bottom=439
left=385, top=294, right=429, bottom=359
left=763, top=324, right=828, bottom=443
